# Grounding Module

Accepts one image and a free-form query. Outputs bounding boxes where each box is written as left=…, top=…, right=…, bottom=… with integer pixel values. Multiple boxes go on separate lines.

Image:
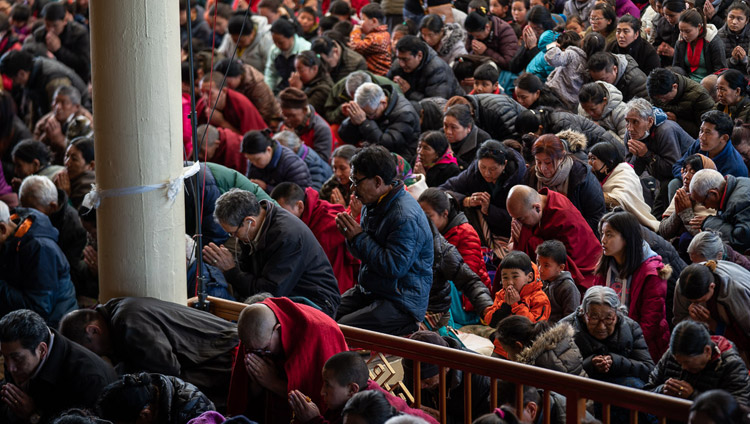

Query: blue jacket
left=348, top=182, right=433, bottom=320
left=0, top=208, right=77, bottom=327
left=672, top=140, right=749, bottom=179
left=247, top=141, right=312, bottom=193
left=525, top=30, right=559, bottom=82
left=298, top=144, right=333, bottom=191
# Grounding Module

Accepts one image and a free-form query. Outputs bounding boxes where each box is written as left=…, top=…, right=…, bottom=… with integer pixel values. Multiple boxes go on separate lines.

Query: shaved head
left=238, top=303, right=277, bottom=349
left=507, top=185, right=544, bottom=227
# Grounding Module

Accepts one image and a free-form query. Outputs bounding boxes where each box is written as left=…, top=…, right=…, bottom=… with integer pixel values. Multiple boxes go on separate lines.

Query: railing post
left=543, top=389, right=551, bottom=424
left=413, top=360, right=422, bottom=408
left=464, top=371, right=472, bottom=424
left=439, top=366, right=447, bottom=424
left=566, top=393, right=587, bottom=424
left=515, top=383, right=524, bottom=417
left=490, top=378, right=498, bottom=410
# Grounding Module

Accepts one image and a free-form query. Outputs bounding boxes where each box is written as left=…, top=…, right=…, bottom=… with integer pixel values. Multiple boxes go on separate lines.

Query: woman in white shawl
left=588, top=142, right=660, bottom=231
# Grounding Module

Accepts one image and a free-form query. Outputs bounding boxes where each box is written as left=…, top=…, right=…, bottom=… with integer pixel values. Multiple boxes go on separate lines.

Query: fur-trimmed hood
left=556, top=129, right=588, bottom=154
left=516, top=323, right=586, bottom=376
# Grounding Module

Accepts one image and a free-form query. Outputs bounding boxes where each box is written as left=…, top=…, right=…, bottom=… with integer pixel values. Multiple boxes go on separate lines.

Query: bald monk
left=227, top=297, right=348, bottom=423
left=507, top=186, right=602, bottom=290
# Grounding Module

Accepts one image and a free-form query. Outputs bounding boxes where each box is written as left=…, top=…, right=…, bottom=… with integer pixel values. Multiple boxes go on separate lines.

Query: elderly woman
left=686, top=230, right=750, bottom=271
left=524, top=134, right=606, bottom=235
left=320, top=144, right=358, bottom=207
left=644, top=320, right=750, bottom=406
left=715, top=69, right=750, bottom=123
left=588, top=142, right=660, bottom=231
left=561, top=286, right=654, bottom=386
left=659, top=154, right=717, bottom=240
left=440, top=140, right=526, bottom=254
left=673, top=260, right=750, bottom=361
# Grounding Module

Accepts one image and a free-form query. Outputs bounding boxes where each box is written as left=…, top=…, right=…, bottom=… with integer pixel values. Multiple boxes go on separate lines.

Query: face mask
left=593, top=165, right=608, bottom=182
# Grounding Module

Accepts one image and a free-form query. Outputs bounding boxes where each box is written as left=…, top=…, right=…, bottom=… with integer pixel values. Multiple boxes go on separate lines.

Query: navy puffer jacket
left=247, top=140, right=312, bottom=193
left=464, top=94, right=526, bottom=142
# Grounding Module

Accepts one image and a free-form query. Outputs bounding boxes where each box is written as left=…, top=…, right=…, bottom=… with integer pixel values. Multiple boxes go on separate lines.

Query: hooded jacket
left=525, top=30, right=559, bottom=82
left=0, top=208, right=77, bottom=327
left=673, top=23, right=727, bottom=81
left=428, top=222, right=493, bottom=316
left=561, top=312, right=655, bottom=383
left=348, top=182, right=434, bottom=320
left=218, top=15, right=272, bottom=73
left=463, top=94, right=526, bottom=141
left=625, top=110, right=693, bottom=185
left=224, top=201, right=341, bottom=315
left=434, top=23, right=468, bottom=65
left=516, top=323, right=587, bottom=376
left=247, top=141, right=312, bottom=192
left=702, top=175, right=750, bottom=252
left=545, top=45, right=588, bottom=108
left=26, top=57, right=90, bottom=121
left=717, top=22, right=750, bottom=72
left=611, top=54, right=649, bottom=102
left=440, top=147, right=526, bottom=238
left=644, top=336, right=750, bottom=406
left=650, top=72, right=716, bottom=138
left=387, top=45, right=465, bottom=102
left=608, top=36, right=661, bottom=76
left=338, top=86, right=421, bottom=164
left=595, top=246, right=671, bottom=361
left=673, top=260, right=750, bottom=343
left=577, top=81, right=628, bottom=140
left=465, top=15, right=519, bottom=69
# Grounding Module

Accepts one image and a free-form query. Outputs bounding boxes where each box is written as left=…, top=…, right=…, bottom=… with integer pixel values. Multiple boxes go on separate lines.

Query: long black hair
left=595, top=211, right=645, bottom=279
left=418, top=187, right=461, bottom=223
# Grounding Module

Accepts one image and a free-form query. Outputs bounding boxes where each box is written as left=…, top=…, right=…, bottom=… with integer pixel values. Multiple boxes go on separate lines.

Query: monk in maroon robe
left=273, top=185, right=359, bottom=294
left=227, top=297, right=348, bottom=423
left=507, top=186, right=602, bottom=290
left=198, top=124, right=247, bottom=174
left=199, top=73, right=267, bottom=135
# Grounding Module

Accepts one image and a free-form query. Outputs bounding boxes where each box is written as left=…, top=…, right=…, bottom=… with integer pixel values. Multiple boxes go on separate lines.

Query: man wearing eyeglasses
left=334, top=146, right=433, bottom=336
left=689, top=168, right=750, bottom=253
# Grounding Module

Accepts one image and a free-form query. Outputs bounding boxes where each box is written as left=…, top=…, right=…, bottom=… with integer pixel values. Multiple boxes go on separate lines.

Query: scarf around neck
left=687, top=37, right=705, bottom=73
left=536, top=155, right=573, bottom=195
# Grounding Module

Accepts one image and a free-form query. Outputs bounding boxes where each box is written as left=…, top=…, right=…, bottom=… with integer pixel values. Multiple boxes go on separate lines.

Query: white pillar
left=89, top=0, right=187, bottom=304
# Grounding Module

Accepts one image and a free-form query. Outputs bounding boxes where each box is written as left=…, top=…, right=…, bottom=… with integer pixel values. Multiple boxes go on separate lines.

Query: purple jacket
left=616, top=0, right=641, bottom=17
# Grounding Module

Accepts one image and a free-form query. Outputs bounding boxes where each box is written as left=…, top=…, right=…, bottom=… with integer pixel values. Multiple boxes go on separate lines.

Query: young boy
left=348, top=3, right=392, bottom=76
left=471, top=63, right=501, bottom=94
left=536, top=240, right=581, bottom=323
left=484, top=251, right=550, bottom=357
left=288, top=352, right=438, bottom=424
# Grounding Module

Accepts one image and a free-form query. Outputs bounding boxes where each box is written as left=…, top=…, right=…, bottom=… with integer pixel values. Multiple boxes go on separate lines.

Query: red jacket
left=214, top=127, right=247, bottom=174
left=443, top=220, right=492, bottom=309
left=595, top=255, right=671, bottom=361
left=226, top=298, right=348, bottom=419
left=301, top=188, right=358, bottom=294
left=515, top=188, right=601, bottom=290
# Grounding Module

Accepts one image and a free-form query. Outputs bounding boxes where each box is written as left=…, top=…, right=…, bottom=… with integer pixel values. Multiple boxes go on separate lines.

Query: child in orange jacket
left=348, top=4, right=392, bottom=76
left=484, top=251, right=551, bottom=357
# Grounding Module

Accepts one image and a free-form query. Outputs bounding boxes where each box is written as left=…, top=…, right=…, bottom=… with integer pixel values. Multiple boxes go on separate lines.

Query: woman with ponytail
left=673, top=8, right=727, bottom=82
left=288, top=50, right=334, bottom=114
left=673, top=259, right=750, bottom=361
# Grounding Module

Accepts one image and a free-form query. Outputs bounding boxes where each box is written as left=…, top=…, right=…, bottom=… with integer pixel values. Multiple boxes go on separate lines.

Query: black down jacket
left=387, top=46, right=465, bottom=102
left=464, top=93, right=526, bottom=142
left=560, top=312, right=655, bottom=383
left=543, top=110, right=626, bottom=158
left=148, top=373, right=216, bottom=424
left=338, top=85, right=421, bottom=164
left=427, top=221, right=493, bottom=316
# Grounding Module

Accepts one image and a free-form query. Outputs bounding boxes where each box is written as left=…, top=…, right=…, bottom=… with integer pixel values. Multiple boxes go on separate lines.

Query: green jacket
left=323, top=72, right=403, bottom=125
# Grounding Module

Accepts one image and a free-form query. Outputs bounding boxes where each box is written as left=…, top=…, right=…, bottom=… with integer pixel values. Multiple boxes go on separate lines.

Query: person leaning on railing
left=643, top=320, right=750, bottom=406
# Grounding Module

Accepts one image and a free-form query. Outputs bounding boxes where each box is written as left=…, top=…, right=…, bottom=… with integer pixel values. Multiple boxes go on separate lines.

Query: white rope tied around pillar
left=82, top=161, right=201, bottom=209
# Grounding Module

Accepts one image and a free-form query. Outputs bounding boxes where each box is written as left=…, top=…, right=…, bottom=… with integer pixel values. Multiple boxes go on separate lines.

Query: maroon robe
left=223, top=88, right=267, bottom=135
left=213, top=127, right=247, bottom=174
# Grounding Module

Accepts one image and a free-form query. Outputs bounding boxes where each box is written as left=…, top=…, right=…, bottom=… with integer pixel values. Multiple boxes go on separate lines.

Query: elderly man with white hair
left=687, top=230, right=750, bottom=271
left=337, top=82, right=420, bottom=164
left=19, top=175, right=87, bottom=266
left=690, top=169, right=750, bottom=253
left=623, top=97, right=694, bottom=216
left=0, top=200, right=78, bottom=326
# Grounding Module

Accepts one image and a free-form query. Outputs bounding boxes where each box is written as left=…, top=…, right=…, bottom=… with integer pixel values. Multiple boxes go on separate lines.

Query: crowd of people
left=1, top=0, right=750, bottom=422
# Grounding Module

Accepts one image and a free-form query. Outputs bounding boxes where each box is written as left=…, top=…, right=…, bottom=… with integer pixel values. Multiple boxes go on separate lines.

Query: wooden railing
left=188, top=296, right=691, bottom=424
